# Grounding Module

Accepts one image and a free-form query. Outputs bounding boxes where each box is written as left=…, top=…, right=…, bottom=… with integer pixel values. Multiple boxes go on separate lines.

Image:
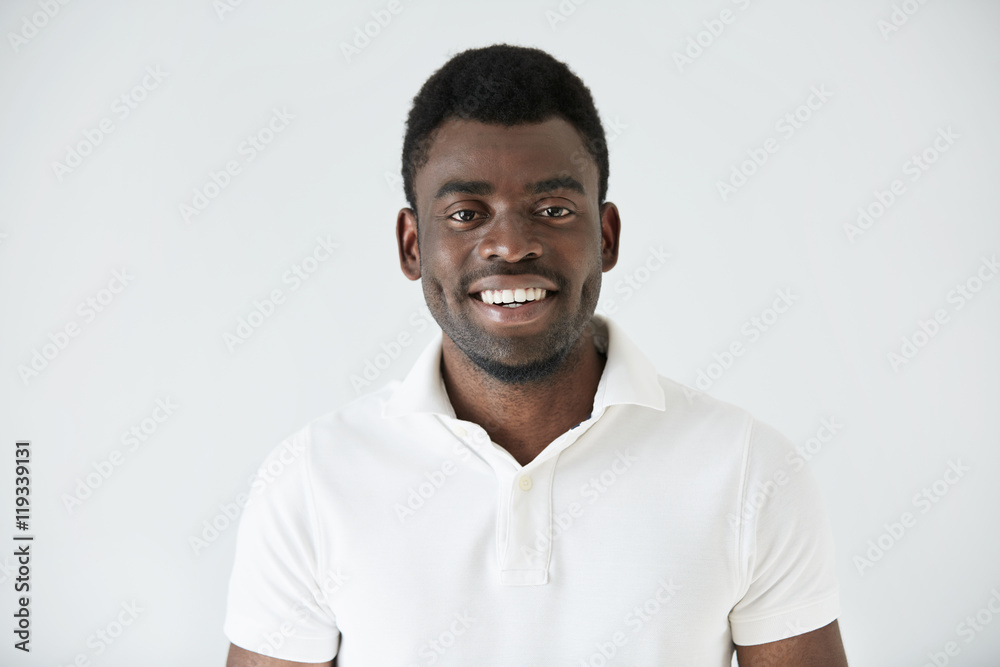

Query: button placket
left=497, top=457, right=558, bottom=586
left=439, top=415, right=599, bottom=587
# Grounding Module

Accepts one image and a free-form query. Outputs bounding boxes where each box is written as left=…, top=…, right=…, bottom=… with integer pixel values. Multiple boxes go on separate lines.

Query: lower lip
left=469, top=293, right=557, bottom=325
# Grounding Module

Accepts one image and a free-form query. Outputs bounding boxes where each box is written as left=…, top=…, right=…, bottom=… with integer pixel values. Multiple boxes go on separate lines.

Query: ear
left=599, top=201, right=621, bottom=272
left=397, top=207, right=421, bottom=280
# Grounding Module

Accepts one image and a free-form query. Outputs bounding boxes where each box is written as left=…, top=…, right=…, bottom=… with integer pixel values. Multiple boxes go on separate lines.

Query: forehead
left=415, top=117, right=596, bottom=205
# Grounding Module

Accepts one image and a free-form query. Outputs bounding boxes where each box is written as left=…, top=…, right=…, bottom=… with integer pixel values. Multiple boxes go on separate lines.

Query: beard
left=422, top=263, right=602, bottom=385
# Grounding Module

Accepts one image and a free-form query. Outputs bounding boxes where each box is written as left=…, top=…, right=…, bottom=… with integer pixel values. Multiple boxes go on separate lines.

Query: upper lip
left=468, top=274, right=559, bottom=294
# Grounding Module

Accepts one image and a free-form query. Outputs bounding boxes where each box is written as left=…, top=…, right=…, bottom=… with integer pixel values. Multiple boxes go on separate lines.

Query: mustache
left=460, top=265, right=566, bottom=292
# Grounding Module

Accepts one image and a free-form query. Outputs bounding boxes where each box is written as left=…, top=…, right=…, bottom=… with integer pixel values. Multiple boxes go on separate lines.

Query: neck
left=441, top=327, right=606, bottom=465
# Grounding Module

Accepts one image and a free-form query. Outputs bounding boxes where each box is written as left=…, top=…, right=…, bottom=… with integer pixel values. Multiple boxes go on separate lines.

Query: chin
left=461, top=340, right=575, bottom=385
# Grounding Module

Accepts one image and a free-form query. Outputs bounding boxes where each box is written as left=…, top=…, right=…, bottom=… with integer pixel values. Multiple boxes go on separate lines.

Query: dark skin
left=225, top=116, right=848, bottom=667
left=397, top=117, right=619, bottom=466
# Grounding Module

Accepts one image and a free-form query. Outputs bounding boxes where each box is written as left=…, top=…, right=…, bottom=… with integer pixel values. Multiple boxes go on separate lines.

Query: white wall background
left=1, top=0, right=998, bottom=665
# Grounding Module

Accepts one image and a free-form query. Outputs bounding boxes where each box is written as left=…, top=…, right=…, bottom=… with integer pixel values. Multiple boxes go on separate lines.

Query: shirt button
left=518, top=476, right=533, bottom=492
left=452, top=425, right=468, bottom=438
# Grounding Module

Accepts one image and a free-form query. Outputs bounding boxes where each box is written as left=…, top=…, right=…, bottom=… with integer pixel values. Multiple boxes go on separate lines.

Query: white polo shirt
left=224, top=315, right=840, bottom=666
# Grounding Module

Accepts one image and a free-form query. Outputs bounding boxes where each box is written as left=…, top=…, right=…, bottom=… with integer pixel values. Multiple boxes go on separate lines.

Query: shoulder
left=284, top=380, right=403, bottom=449
left=650, top=374, right=805, bottom=478
left=653, top=374, right=756, bottom=444
left=247, top=381, right=403, bottom=500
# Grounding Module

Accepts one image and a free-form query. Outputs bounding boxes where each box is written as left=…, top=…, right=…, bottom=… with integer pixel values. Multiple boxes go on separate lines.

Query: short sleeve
left=223, top=431, right=341, bottom=661
left=728, top=418, right=841, bottom=645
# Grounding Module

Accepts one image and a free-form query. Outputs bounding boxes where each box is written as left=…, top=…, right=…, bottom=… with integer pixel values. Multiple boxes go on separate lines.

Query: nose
left=478, top=212, right=543, bottom=262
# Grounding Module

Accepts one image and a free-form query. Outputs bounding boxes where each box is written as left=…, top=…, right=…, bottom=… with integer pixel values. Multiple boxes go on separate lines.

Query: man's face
left=397, top=116, right=620, bottom=383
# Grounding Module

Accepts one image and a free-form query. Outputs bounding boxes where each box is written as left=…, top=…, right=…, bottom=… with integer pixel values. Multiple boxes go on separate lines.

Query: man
left=224, top=44, right=849, bottom=666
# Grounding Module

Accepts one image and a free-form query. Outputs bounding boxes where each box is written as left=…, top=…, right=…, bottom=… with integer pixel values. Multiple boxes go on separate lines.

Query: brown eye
left=450, top=210, right=480, bottom=222
left=540, top=206, right=571, bottom=217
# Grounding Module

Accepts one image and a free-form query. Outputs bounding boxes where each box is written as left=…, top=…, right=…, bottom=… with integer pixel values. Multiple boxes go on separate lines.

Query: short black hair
left=401, top=44, right=609, bottom=212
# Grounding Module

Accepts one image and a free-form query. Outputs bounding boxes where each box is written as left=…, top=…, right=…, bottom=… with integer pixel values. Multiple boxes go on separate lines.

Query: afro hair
left=401, top=44, right=609, bottom=212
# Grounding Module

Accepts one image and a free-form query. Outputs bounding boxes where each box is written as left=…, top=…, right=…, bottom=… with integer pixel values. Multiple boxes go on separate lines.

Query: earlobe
left=396, top=208, right=422, bottom=281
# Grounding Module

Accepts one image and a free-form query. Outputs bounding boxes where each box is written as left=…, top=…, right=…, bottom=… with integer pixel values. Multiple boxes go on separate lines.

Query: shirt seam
left=730, top=586, right=840, bottom=624
left=734, top=413, right=754, bottom=599
left=302, top=430, right=331, bottom=620
left=541, top=454, right=560, bottom=575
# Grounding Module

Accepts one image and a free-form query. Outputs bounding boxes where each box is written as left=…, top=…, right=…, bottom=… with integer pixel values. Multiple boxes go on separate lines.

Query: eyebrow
left=528, top=175, right=585, bottom=196
left=433, top=180, right=494, bottom=200
left=433, top=175, right=586, bottom=201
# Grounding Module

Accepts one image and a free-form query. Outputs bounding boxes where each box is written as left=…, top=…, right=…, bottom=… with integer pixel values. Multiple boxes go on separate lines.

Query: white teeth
left=477, top=288, right=550, bottom=304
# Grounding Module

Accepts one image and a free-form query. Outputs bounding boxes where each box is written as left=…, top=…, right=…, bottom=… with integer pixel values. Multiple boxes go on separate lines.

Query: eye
left=539, top=206, right=572, bottom=218
left=448, top=209, right=484, bottom=223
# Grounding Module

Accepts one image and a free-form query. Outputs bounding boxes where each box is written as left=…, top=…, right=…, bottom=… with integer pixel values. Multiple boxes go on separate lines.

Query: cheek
left=420, top=244, right=469, bottom=293
left=562, top=235, right=603, bottom=272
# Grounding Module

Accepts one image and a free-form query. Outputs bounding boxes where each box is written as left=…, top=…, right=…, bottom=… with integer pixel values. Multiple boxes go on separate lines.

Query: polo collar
left=381, top=314, right=666, bottom=419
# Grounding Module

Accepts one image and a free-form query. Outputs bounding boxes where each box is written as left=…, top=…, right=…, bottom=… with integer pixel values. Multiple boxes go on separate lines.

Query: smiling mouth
left=473, top=288, right=555, bottom=308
